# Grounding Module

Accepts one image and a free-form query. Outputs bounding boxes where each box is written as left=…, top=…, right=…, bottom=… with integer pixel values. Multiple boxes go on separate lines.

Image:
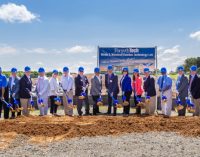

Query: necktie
left=160, top=76, right=164, bottom=89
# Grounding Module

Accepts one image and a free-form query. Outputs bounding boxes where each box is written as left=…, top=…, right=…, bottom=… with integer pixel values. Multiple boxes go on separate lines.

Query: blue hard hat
left=133, top=68, right=139, bottom=73
left=63, top=67, right=69, bottom=72
left=38, top=67, right=45, bottom=73
left=94, top=67, right=100, bottom=73
left=144, top=68, right=150, bottom=73
left=122, top=67, right=128, bottom=72
left=78, top=66, right=84, bottom=72
left=24, top=66, right=31, bottom=72
left=11, top=68, right=17, bottom=73
left=107, top=65, right=113, bottom=70
left=177, top=66, right=184, bottom=71
left=160, top=67, right=167, bottom=73
left=52, top=69, right=58, bottom=74
left=190, top=65, right=197, bottom=71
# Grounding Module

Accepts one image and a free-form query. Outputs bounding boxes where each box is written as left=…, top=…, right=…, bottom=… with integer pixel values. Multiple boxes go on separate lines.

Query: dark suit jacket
left=75, top=74, right=89, bottom=96
left=177, top=74, right=188, bottom=98
left=189, top=74, right=200, bottom=99
left=8, top=76, right=20, bottom=99
left=120, top=75, right=132, bottom=92
left=19, top=75, right=32, bottom=99
left=105, top=73, right=119, bottom=95
left=143, top=75, right=156, bottom=97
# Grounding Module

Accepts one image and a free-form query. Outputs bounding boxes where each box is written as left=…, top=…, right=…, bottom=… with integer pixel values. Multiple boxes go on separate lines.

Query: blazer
left=120, top=74, right=132, bottom=93
left=19, top=75, right=32, bottom=99
left=8, top=76, right=20, bottom=99
left=189, top=74, right=200, bottom=99
left=90, top=75, right=102, bottom=96
left=105, top=73, right=119, bottom=95
left=143, top=75, right=156, bottom=97
left=75, top=74, right=89, bottom=96
left=176, top=74, right=188, bottom=98
left=132, top=77, right=143, bottom=96
left=36, top=76, right=50, bottom=98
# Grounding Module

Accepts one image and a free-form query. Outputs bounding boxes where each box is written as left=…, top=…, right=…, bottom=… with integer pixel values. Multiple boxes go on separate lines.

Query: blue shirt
left=0, top=74, right=7, bottom=88
left=157, top=75, right=172, bottom=92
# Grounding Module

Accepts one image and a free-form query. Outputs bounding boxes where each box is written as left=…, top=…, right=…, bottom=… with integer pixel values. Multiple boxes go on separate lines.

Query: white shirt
left=49, top=77, right=59, bottom=96
left=61, top=75, right=74, bottom=92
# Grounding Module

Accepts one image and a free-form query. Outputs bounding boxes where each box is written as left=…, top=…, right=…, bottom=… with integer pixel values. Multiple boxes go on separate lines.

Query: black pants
left=134, top=95, right=142, bottom=114
left=107, top=94, right=117, bottom=115
left=92, top=95, right=100, bottom=115
left=178, top=95, right=187, bottom=116
left=77, top=95, right=90, bottom=116
left=10, top=97, right=21, bottom=118
left=123, top=91, right=132, bottom=114
left=50, top=96, right=58, bottom=114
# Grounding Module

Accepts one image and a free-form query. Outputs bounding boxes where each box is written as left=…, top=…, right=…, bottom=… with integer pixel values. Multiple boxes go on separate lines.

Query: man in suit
left=36, top=67, right=50, bottom=116
left=143, top=68, right=156, bottom=115
left=157, top=67, right=172, bottom=118
left=8, top=68, right=21, bottom=119
left=105, top=65, right=119, bottom=116
left=75, top=67, right=91, bottom=116
left=19, top=66, right=32, bottom=116
left=176, top=66, right=188, bottom=116
left=90, top=67, right=102, bottom=115
left=189, top=65, right=200, bottom=116
left=61, top=67, right=74, bottom=116
left=0, top=67, right=9, bottom=119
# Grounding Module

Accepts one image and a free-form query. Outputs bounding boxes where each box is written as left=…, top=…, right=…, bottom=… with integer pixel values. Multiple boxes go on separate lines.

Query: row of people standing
left=0, top=64, right=200, bottom=119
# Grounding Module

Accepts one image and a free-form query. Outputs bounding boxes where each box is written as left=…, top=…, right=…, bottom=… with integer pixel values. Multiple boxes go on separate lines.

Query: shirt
left=0, top=74, right=7, bottom=88
left=61, top=75, right=74, bottom=92
left=157, top=75, right=172, bottom=92
left=49, top=77, right=59, bottom=96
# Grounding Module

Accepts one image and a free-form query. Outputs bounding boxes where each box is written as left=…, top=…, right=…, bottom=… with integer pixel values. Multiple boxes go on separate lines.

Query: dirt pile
left=0, top=115, right=200, bottom=140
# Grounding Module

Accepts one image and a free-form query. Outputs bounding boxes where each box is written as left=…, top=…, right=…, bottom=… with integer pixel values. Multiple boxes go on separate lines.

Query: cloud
left=158, top=45, right=186, bottom=71
left=65, top=45, right=95, bottom=54
left=190, top=30, right=200, bottom=41
left=0, top=3, right=39, bottom=23
left=0, top=44, right=17, bottom=55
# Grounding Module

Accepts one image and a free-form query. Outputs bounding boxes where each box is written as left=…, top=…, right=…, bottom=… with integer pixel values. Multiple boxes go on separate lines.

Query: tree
left=183, top=57, right=197, bottom=72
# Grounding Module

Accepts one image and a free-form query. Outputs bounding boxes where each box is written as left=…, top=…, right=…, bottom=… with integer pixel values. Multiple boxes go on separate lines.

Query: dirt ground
left=1, top=115, right=200, bottom=147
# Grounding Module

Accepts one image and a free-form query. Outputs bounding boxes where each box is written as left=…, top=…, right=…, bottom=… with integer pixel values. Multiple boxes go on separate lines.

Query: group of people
left=0, top=64, right=199, bottom=119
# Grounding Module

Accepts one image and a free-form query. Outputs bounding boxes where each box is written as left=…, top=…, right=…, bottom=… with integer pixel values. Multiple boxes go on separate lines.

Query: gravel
left=0, top=132, right=200, bottom=157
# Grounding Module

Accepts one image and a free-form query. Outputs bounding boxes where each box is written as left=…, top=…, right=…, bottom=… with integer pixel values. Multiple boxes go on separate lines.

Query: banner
left=98, top=47, right=157, bottom=73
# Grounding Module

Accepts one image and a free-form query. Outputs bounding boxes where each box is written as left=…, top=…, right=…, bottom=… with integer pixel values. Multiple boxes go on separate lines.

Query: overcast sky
left=0, top=0, right=200, bottom=73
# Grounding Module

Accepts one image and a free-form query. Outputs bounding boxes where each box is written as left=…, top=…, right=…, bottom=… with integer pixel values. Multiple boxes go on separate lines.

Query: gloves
left=110, top=92, right=113, bottom=97
left=0, top=97, right=4, bottom=101
left=82, top=87, right=86, bottom=91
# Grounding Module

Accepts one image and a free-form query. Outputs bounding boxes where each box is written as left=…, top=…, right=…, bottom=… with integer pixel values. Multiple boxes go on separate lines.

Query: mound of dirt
left=0, top=115, right=200, bottom=141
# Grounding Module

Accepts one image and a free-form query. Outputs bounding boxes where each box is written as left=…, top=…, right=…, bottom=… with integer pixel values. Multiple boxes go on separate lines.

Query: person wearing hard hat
left=175, top=66, right=188, bottom=116
left=19, top=66, right=32, bottom=116
left=75, top=67, right=91, bottom=116
left=90, top=67, right=102, bottom=115
left=189, top=65, right=200, bottom=116
left=157, top=67, right=172, bottom=118
left=105, top=65, right=119, bottom=116
left=60, top=67, right=74, bottom=116
left=0, top=67, right=8, bottom=119
left=49, top=69, right=60, bottom=116
left=132, top=68, right=143, bottom=115
left=8, top=68, right=21, bottom=119
left=36, top=67, right=50, bottom=116
left=120, top=67, right=132, bottom=117
left=143, top=68, right=156, bottom=115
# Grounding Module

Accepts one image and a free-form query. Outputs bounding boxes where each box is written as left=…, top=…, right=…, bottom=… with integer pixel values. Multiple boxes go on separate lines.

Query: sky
left=0, top=0, right=200, bottom=73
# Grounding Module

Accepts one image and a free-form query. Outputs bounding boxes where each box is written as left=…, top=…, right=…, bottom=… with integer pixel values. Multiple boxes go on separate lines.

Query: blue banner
left=98, top=47, right=156, bottom=73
